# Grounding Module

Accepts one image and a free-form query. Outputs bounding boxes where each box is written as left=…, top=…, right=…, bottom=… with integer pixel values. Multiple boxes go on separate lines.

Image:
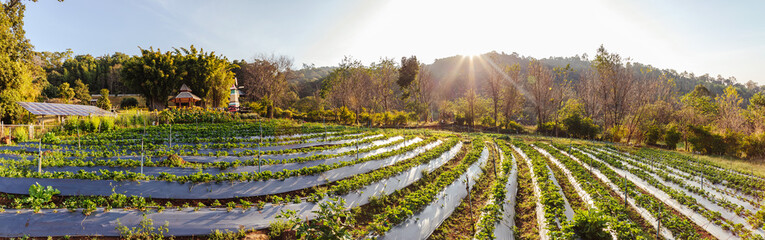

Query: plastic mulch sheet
left=0, top=141, right=464, bottom=237
left=0, top=140, right=442, bottom=199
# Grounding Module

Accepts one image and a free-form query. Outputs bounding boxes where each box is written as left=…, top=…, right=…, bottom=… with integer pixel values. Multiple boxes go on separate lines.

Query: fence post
left=29, top=123, right=34, bottom=140
left=38, top=138, right=42, bottom=174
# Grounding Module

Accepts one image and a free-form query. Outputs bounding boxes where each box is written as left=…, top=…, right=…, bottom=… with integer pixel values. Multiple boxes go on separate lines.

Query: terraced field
left=0, top=121, right=763, bottom=239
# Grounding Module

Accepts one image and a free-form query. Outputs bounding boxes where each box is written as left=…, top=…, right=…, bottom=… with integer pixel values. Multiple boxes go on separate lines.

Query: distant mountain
left=426, top=51, right=761, bottom=103
left=291, top=51, right=762, bottom=103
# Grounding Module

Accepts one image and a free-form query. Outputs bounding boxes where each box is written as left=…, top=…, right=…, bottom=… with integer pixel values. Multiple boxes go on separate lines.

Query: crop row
left=514, top=141, right=569, bottom=239
left=367, top=139, right=485, bottom=235
left=569, top=146, right=711, bottom=239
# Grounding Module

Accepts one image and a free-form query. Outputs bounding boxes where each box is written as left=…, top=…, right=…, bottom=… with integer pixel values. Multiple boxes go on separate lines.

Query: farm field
left=0, top=120, right=764, bottom=240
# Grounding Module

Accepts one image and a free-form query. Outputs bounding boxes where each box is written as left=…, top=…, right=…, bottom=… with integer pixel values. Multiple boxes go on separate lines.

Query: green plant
left=121, top=97, right=139, bottom=109
left=25, top=182, right=60, bottom=212
left=567, top=209, right=610, bottom=240
left=115, top=215, right=172, bottom=240
left=274, top=198, right=355, bottom=240
left=12, top=127, right=28, bottom=142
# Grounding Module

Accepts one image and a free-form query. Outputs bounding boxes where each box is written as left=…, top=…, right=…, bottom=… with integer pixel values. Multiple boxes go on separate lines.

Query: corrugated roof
left=17, top=102, right=114, bottom=116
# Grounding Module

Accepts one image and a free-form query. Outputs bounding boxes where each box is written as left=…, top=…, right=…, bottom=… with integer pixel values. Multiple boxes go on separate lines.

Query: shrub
left=644, top=125, right=662, bottom=146
left=567, top=209, right=610, bottom=240
left=99, top=117, right=115, bottom=132
left=12, top=127, right=28, bottom=142
left=664, top=125, right=681, bottom=150
left=561, top=112, right=599, bottom=139
left=505, top=120, right=525, bottom=133
left=742, top=133, right=765, bottom=160
left=480, top=115, right=495, bottom=127
left=41, top=132, right=60, bottom=144
left=687, top=125, right=726, bottom=155
left=120, top=97, right=139, bottom=109
left=96, top=89, right=112, bottom=110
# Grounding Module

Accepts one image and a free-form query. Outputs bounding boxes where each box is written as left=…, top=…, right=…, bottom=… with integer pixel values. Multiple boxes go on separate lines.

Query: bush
left=644, top=125, right=662, bottom=146
left=12, top=127, right=28, bottom=142
left=664, top=125, right=681, bottom=150
left=505, top=120, right=525, bottom=133
left=41, top=132, right=59, bottom=144
left=120, top=97, right=139, bottom=109
left=561, top=112, right=599, bottom=139
left=99, top=117, right=115, bottom=132
left=687, top=125, right=726, bottom=155
left=480, top=115, right=495, bottom=127
left=96, top=89, right=112, bottom=110
left=567, top=209, right=610, bottom=240
left=537, top=121, right=564, bottom=136
left=742, top=133, right=765, bottom=160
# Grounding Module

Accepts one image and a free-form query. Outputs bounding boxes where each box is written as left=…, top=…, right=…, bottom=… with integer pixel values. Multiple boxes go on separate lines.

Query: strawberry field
left=0, top=120, right=764, bottom=240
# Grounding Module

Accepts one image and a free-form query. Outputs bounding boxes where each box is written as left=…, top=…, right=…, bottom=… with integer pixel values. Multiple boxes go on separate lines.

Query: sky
left=24, top=0, right=765, bottom=85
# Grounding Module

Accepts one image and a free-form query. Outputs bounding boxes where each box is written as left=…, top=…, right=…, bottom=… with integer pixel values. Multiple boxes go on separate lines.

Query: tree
left=321, top=57, right=370, bottom=122
left=58, top=82, right=74, bottom=104
left=73, top=79, right=90, bottom=104
left=96, top=89, right=111, bottom=110
left=716, top=86, right=746, bottom=133
left=174, top=45, right=236, bottom=108
left=238, top=54, right=293, bottom=118
left=592, top=45, right=636, bottom=141
left=121, top=48, right=183, bottom=110
left=485, top=56, right=503, bottom=129
left=526, top=59, right=554, bottom=127
left=397, top=56, right=419, bottom=100
left=415, top=64, right=436, bottom=121
left=501, top=63, right=524, bottom=127
left=0, top=0, right=50, bottom=123
left=370, top=58, right=398, bottom=112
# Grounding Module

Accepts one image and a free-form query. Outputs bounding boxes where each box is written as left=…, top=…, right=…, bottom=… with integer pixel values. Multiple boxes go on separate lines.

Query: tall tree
left=485, top=56, right=503, bottom=129
left=238, top=54, right=293, bottom=117
left=370, top=58, right=397, bottom=112
left=121, top=48, right=183, bottom=110
left=526, top=59, right=554, bottom=126
left=0, top=0, right=51, bottom=123
left=501, top=63, right=524, bottom=127
left=716, top=86, right=746, bottom=133
left=415, top=64, right=436, bottom=121
left=397, top=56, right=419, bottom=100
left=592, top=45, right=636, bottom=140
left=73, top=79, right=90, bottom=104
left=58, top=82, right=74, bottom=104
left=174, top=45, right=236, bottom=108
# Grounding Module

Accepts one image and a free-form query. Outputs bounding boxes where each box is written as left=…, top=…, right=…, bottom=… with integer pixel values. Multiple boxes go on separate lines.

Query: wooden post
left=140, top=134, right=144, bottom=175
left=656, top=204, right=662, bottom=240
left=623, top=175, right=628, bottom=208
left=466, top=175, right=475, bottom=235
left=38, top=138, right=42, bottom=174
left=258, top=121, right=262, bottom=173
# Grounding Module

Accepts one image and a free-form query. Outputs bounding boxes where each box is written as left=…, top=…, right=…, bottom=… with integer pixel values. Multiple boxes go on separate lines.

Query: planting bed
left=0, top=121, right=762, bottom=240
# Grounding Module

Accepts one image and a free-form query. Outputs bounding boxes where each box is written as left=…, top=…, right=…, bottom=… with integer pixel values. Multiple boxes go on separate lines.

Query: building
left=170, top=84, right=202, bottom=107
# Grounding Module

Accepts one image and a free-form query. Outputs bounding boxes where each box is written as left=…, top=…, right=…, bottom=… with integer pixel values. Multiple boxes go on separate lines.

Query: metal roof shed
left=17, top=102, right=114, bottom=117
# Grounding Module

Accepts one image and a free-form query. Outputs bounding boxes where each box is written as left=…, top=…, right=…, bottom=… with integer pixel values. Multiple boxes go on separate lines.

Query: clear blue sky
left=25, top=0, right=765, bottom=85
